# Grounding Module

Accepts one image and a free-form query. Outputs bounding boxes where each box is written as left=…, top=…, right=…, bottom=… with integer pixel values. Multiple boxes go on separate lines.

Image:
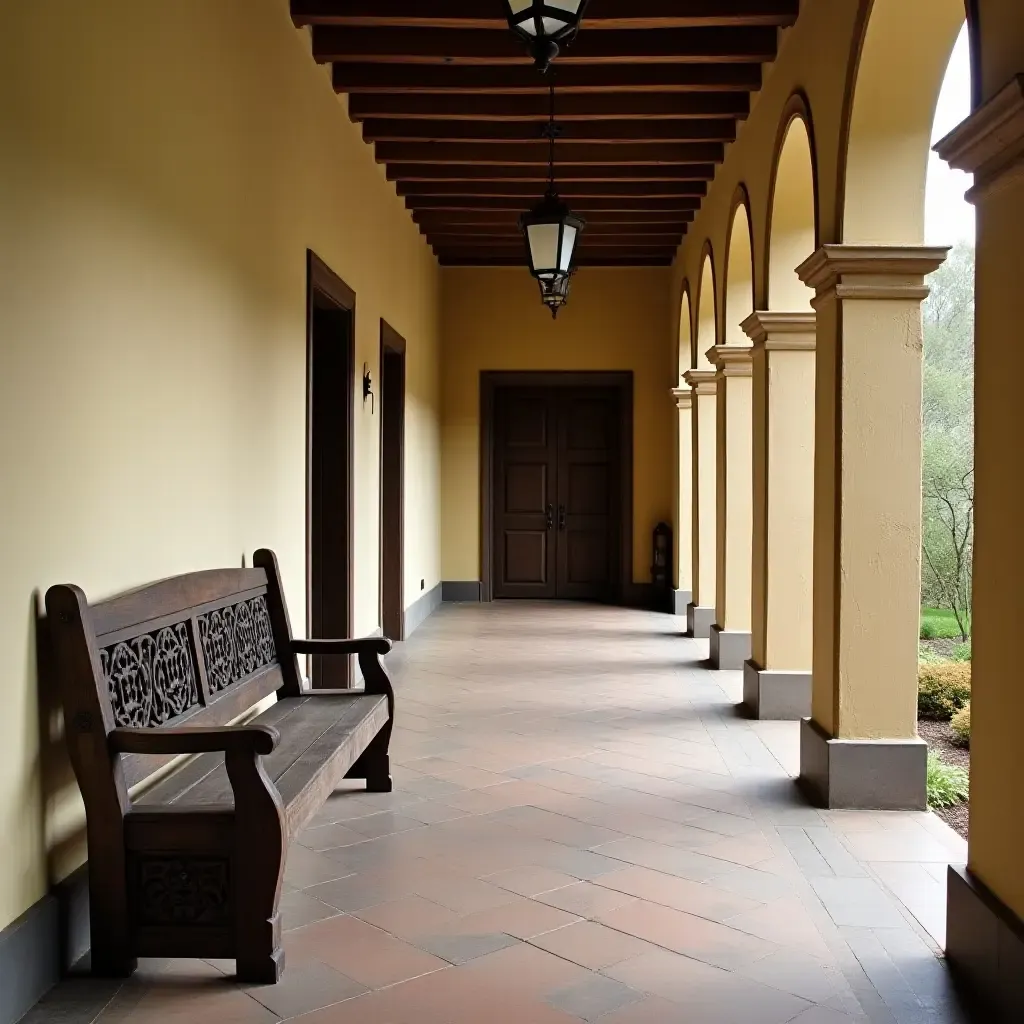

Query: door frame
left=379, top=320, right=406, bottom=641
left=306, top=250, right=356, bottom=684
left=480, top=371, right=634, bottom=604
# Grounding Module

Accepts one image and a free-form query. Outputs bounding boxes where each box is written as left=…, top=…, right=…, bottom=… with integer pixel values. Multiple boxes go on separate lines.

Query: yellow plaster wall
left=439, top=267, right=674, bottom=586
left=0, top=0, right=441, bottom=931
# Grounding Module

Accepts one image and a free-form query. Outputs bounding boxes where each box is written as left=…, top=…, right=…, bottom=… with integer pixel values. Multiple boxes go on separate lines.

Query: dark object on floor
left=45, top=549, right=395, bottom=985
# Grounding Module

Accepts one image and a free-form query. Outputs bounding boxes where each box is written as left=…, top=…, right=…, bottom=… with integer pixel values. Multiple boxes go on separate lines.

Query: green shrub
left=950, top=704, right=971, bottom=748
left=921, top=607, right=968, bottom=640
left=953, top=641, right=972, bottom=663
left=918, top=645, right=944, bottom=664
left=918, top=661, right=972, bottom=719
left=919, top=619, right=938, bottom=640
left=927, top=753, right=969, bottom=808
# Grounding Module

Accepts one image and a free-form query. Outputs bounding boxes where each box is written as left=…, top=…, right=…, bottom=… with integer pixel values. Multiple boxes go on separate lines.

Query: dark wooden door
left=380, top=323, right=406, bottom=641
left=556, top=387, right=620, bottom=601
left=493, top=388, right=558, bottom=598
left=493, top=386, right=620, bottom=601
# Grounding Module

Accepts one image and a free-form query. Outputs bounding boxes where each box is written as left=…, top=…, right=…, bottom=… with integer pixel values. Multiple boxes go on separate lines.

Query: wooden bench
left=45, top=548, right=395, bottom=984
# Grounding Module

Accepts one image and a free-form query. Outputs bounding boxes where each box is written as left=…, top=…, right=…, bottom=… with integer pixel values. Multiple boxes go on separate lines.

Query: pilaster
left=936, top=75, right=1024, bottom=1020
left=682, top=370, right=717, bottom=638
left=706, top=345, right=753, bottom=670
left=741, top=312, right=816, bottom=719
left=672, top=387, right=694, bottom=614
left=795, top=245, right=946, bottom=810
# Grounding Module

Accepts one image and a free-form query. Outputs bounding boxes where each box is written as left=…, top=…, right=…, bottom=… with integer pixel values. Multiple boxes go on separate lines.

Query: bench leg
left=88, top=847, right=137, bottom=978
left=347, top=734, right=393, bottom=793
left=237, top=938, right=285, bottom=985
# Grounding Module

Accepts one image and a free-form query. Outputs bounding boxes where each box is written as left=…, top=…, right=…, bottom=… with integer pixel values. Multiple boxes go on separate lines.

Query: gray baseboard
left=709, top=626, right=751, bottom=670
left=442, top=581, right=482, bottom=602
left=799, top=717, right=927, bottom=810
left=946, top=865, right=1024, bottom=1020
left=742, top=662, right=812, bottom=719
left=686, top=604, right=715, bottom=639
left=404, top=582, right=441, bottom=638
left=0, top=867, right=90, bottom=1024
left=673, top=590, right=692, bottom=616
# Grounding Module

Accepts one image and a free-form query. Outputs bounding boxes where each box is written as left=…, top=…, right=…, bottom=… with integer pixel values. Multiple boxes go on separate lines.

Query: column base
left=709, top=626, right=751, bottom=670
left=946, top=865, right=1024, bottom=1020
left=686, top=604, right=715, bottom=639
left=798, top=718, right=927, bottom=810
left=673, top=590, right=692, bottom=616
left=742, top=662, right=812, bottom=720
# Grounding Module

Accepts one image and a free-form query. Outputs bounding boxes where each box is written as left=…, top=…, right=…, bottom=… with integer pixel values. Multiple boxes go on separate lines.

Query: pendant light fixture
left=538, top=271, right=573, bottom=319
left=518, top=75, right=585, bottom=309
left=502, top=1, right=589, bottom=73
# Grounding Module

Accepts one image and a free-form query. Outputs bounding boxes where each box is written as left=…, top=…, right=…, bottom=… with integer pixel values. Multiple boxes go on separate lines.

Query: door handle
left=545, top=504, right=554, bottom=530
left=558, top=505, right=567, bottom=531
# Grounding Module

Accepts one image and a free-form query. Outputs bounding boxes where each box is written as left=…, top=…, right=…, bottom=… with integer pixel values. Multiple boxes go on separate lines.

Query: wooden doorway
left=380, top=321, right=406, bottom=641
left=307, top=252, right=355, bottom=688
left=481, top=372, right=633, bottom=604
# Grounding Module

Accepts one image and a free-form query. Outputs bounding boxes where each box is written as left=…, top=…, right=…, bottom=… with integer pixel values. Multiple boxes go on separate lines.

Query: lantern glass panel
left=559, top=225, right=577, bottom=273
left=526, top=221, right=562, bottom=275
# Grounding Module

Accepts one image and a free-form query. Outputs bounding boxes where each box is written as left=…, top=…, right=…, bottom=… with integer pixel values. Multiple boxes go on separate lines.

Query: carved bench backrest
left=47, top=552, right=303, bottom=796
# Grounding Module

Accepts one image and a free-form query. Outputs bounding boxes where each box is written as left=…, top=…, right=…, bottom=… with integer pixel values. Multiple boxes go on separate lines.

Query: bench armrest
left=292, top=637, right=392, bottom=657
left=109, top=724, right=280, bottom=757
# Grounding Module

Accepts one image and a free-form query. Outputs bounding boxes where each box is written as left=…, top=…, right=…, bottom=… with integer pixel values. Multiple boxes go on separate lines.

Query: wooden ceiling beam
left=413, top=210, right=693, bottom=226
left=397, top=181, right=704, bottom=200
left=376, top=141, right=724, bottom=165
left=390, top=164, right=713, bottom=185
left=364, top=119, right=735, bottom=144
left=349, top=92, right=749, bottom=121
left=406, top=195, right=700, bottom=212
left=333, top=63, right=763, bottom=95
left=312, top=27, right=779, bottom=65
left=294, top=1, right=799, bottom=31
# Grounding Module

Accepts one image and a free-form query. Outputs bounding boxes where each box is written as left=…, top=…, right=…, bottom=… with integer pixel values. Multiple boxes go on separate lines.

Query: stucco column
left=795, top=245, right=947, bottom=810
left=936, top=74, right=1024, bottom=1017
left=707, top=345, right=753, bottom=669
left=741, top=313, right=816, bottom=718
left=683, top=370, right=717, bottom=638
left=672, top=388, right=694, bottom=615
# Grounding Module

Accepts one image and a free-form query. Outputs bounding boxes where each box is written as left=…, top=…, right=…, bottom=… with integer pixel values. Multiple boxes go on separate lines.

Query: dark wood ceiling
left=291, top=1, right=800, bottom=267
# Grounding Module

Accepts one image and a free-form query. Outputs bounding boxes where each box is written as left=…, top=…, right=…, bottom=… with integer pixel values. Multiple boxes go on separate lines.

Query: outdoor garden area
left=917, top=244, right=974, bottom=839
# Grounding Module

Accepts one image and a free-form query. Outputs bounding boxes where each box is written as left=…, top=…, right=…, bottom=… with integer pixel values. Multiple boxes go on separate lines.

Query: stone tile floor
left=29, top=602, right=976, bottom=1023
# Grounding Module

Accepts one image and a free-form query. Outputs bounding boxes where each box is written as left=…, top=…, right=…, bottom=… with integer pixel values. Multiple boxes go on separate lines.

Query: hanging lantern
left=519, top=193, right=585, bottom=284
left=502, top=1, right=589, bottom=72
left=538, top=273, right=573, bottom=318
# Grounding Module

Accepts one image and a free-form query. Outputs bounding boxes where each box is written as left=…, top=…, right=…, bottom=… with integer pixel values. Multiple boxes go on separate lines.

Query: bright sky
left=926, top=25, right=974, bottom=245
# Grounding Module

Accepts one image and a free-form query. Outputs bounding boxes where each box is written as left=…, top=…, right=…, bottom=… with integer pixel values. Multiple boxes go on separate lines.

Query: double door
left=493, top=386, right=622, bottom=601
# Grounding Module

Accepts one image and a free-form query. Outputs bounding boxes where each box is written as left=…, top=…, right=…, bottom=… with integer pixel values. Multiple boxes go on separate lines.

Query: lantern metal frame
left=502, top=1, right=590, bottom=72
left=538, top=271, right=573, bottom=319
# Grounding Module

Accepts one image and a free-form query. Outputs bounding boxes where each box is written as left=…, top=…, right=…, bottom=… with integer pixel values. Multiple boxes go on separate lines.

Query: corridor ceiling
left=290, top=1, right=801, bottom=267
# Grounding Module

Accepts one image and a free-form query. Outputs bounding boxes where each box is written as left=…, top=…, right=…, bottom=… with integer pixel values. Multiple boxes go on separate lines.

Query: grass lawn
left=921, top=606, right=970, bottom=641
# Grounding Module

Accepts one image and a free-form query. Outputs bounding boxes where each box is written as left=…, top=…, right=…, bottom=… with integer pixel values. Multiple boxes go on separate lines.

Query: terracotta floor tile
left=536, top=881, right=639, bottom=918
left=242, top=959, right=367, bottom=1018
left=529, top=920, right=657, bottom=970
left=352, top=895, right=457, bottom=939
left=485, top=865, right=584, bottom=896
left=451, top=896, right=582, bottom=939
left=545, top=974, right=644, bottom=1021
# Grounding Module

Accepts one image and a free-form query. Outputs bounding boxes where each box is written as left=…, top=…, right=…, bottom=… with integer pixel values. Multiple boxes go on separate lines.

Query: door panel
left=494, top=389, right=557, bottom=598
left=556, top=388, right=619, bottom=601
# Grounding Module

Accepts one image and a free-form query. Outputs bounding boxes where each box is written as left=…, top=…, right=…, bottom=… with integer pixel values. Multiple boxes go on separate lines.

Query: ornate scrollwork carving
left=135, top=856, right=231, bottom=927
left=198, top=596, right=276, bottom=692
left=100, top=622, right=199, bottom=728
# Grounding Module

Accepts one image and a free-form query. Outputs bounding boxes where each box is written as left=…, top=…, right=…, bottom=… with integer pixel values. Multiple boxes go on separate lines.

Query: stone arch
left=766, top=96, right=818, bottom=311
left=722, top=188, right=755, bottom=346
left=841, top=0, right=966, bottom=244
left=678, top=283, right=693, bottom=380
left=694, top=245, right=717, bottom=370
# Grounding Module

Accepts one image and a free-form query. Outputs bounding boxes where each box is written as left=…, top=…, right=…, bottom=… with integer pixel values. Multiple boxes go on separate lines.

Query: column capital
left=683, top=369, right=717, bottom=395
left=707, top=344, right=753, bottom=378
left=935, top=73, right=1024, bottom=202
left=796, top=245, right=948, bottom=302
left=671, top=386, right=693, bottom=410
left=741, top=311, right=816, bottom=351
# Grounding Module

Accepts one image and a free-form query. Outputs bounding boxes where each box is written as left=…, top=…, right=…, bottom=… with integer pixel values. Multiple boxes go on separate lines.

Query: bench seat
left=138, top=693, right=390, bottom=837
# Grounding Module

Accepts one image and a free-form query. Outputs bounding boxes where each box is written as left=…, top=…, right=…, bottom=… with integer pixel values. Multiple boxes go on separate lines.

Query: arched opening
left=678, top=287, right=693, bottom=380
left=768, top=111, right=816, bottom=310
left=694, top=250, right=716, bottom=368
left=722, top=198, right=754, bottom=344
left=843, top=0, right=966, bottom=243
